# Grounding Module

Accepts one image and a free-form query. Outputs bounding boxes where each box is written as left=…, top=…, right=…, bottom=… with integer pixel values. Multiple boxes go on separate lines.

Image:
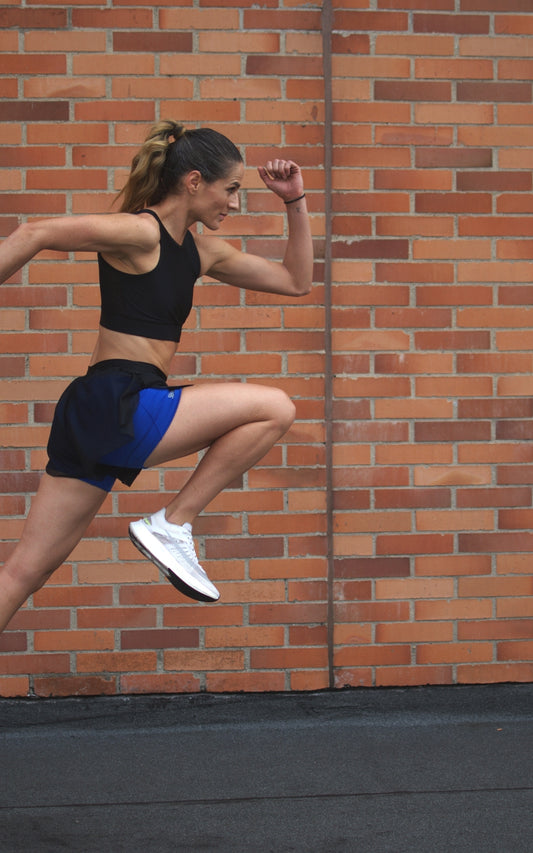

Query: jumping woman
left=0, top=120, right=313, bottom=632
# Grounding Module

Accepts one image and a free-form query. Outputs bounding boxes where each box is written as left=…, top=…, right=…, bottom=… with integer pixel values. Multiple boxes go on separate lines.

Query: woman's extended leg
left=0, top=473, right=108, bottom=633
left=129, top=381, right=295, bottom=602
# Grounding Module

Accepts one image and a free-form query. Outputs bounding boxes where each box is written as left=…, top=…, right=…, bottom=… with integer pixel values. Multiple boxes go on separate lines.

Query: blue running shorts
left=46, top=359, right=183, bottom=492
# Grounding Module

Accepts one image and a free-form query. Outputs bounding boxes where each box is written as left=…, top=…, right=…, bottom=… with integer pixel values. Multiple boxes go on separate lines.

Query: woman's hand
left=257, top=159, right=304, bottom=204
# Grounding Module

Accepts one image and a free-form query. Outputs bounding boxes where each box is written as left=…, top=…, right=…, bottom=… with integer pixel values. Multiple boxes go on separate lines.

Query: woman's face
left=194, top=162, right=245, bottom=230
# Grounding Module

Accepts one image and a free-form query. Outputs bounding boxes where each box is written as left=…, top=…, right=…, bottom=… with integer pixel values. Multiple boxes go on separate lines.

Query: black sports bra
left=98, top=209, right=200, bottom=343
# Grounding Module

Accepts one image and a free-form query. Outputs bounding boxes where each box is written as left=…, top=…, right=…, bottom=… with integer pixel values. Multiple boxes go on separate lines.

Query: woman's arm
left=0, top=213, right=159, bottom=285
left=199, top=159, right=313, bottom=298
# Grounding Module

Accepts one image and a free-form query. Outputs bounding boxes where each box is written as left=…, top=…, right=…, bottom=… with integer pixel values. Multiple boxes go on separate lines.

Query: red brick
left=498, top=241, right=533, bottom=260
left=460, top=532, right=533, bottom=553
left=332, top=33, right=370, bottom=54
left=377, top=666, right=453, bottom=687
left=333, top=421, right=407, bottom=443
left=120, top=629, right=199, bottom=650
left=499, top=507, right=533, bottom=529
left=334, top=669, right=373, bottom=689
left=458, top=171, right=532, bottom=191
left=113, top=32, right=192, bottom=53
left=334, top=11, right=408, bottom=32
left=0, top=54, right=66, bottom=75
left=78, top=608, right=157, bottom=629
left=0, top=632, right=27, bottom=652
left=380, top=0, right=454, bottom=8
left=458, top=81, right=532, bottom=102
left=416, top=103, right=493, bottom=124
left=415, top=555, right=491, bottom=578
left=336, top=602, right=409, bottom=623
left=459, top=619, right=533, bottom=641
left=457, top=663, right=533, bottom=684
left=417, top=643, right=493, bottom=665
left=416, top=193, right=492, bottom=214
left=414, top=14, right=489, bottom=34
left=416, top=421, right=491, bottom=442
left=457, top=487, right=532, bottom=508
left=244, top=9, right=322, bottom=30
left=496, top=15, right=533, bottom=35
left=0, top=8, right=67, bottom=29
left=199, top=32, right=279, bottom=54
left=376, top=262, right=454, bottom=283
left=0, top=195, right=66, bottom=215
left=460, top=216, right=533, bottom=237
left=73, top=9, right=153, bottom=28
left=206, top=672, right=286, bottom=693
left=416, top=598, right=492, bottom=620
left=499, top=59, right=533, bottom=79
left=375, top=170, right=452, bottom=191
left=415, top=58, right=493, bottom=79
left=377, top=622, right=454, bottom=644
left=0, top=677, right=30, bottom=698
left=165, top=649, right=244, bottom=671
left=246, top=56, right=323, bottom=76
left=462, top=0, right=531, bottom=10
left=376, top=535, right=454, bottom=557
left=120, top=674, right=201, bottom=694
left=333, top=239, right=408, bottom=259
left=416, top=148, right=493, bottom=168
left=336, top=645, right=411, bottom=667
left=497, top=595, right=533, bottom=615
left=2, top=102, right=69, bottom=122
left=375, top=81, right=451, bottom=101
left=334, top=557, right=410, bottom=579
left=0, top=356, right=25, bottom=377
left=77, top=651, right=157, bottom=674
left=417, top=283, right=491, bottom=301
left=498, top=641, right=533, bottom=662
left=377, top=215, right=454, bottom=237
left=2, top=654, right=70, bottom=676
left=33, top=677, right=116, bottom=698
left=375, top=307, right=451, bottom=327
left=483, top=461, right=533, bottom=487
left=376, top=34, right=455, bottom=57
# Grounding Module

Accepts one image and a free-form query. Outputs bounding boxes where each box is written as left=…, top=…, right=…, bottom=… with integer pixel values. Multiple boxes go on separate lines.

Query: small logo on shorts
left=168, top=391, right=175, bottom=399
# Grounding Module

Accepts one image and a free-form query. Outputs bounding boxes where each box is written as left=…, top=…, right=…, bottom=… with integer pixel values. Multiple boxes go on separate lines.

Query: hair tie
left=284, top=193, right=305, bottom=204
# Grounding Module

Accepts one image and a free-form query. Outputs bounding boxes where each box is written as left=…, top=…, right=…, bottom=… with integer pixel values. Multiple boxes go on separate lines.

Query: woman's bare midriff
left=90, top=326, right=177, bottom=376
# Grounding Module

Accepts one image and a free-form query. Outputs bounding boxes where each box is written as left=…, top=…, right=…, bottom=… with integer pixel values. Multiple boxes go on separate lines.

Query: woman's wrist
left=284, top=193, right=306, bottom=205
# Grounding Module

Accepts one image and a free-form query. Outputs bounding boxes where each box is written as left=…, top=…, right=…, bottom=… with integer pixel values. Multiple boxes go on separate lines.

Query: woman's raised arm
left=198, top=159, right=313, bottom=298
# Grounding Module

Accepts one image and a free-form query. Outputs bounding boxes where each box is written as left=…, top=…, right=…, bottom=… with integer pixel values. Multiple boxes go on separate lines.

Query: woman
left=0, top=120, right=313, bottom=632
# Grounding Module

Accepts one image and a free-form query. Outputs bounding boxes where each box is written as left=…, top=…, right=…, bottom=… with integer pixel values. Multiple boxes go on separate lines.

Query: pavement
left=0, top=683, right=532, bottom=853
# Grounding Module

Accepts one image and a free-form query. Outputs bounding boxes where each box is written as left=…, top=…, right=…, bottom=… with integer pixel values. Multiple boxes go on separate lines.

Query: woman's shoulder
left=192, top=233, right=235, bottom=271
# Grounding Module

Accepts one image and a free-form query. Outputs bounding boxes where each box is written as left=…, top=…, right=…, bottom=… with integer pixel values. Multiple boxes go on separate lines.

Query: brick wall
left=1, top=0, right=532, bottom=698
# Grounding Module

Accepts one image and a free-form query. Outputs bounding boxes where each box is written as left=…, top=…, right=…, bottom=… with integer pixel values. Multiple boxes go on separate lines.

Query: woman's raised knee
left=263, top=386, right=296, bottom=434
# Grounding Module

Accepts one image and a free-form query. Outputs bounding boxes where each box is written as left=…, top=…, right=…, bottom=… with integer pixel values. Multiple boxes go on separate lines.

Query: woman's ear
left=183, top=170, right=203, bottom=195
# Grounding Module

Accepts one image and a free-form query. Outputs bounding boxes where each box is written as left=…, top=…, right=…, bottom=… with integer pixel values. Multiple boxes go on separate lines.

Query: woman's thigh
left=144, top=381, right=294, bottom=467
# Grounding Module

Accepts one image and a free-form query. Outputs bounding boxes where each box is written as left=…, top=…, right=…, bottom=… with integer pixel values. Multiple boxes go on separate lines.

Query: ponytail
left=117, top=120, right=243, bottom=213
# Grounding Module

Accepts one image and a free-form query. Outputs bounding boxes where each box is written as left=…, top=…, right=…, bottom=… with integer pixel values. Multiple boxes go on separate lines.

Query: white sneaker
left=129, top=509, right=220, bottom=603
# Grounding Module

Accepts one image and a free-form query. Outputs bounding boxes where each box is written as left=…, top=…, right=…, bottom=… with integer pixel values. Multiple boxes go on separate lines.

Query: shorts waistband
left=87, top=359, right=167, bottom=382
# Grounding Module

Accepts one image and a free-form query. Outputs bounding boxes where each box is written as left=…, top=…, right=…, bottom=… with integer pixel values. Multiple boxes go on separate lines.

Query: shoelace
left=164, top=527, right=208, bottom=578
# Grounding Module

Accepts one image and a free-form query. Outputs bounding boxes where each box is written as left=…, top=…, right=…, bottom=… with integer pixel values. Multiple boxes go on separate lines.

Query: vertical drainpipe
left=321, top=0, right=335, bottom=690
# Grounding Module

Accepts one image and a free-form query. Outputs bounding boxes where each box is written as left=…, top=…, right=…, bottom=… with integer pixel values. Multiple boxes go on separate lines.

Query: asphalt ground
left=1, top=684, right=532, bottom=852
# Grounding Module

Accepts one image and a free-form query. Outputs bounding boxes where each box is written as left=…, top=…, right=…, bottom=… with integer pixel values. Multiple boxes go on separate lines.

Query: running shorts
left=46, top=359, right=183, bottom=492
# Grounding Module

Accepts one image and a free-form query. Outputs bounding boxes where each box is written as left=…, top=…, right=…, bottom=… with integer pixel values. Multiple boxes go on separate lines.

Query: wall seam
left=321, top=0, right=334, bottom=691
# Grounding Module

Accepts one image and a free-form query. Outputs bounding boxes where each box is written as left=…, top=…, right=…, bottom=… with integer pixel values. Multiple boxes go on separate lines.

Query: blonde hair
left=117, top=120, right=242, bottom=213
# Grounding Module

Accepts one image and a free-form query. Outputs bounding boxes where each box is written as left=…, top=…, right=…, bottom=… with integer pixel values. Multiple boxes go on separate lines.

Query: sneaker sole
left=129, top=524, right=219, bottom=603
